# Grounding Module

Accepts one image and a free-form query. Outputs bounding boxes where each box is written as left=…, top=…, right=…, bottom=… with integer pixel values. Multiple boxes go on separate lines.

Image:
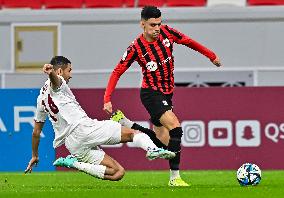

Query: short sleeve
left=34, top=95, right=47, bottom=123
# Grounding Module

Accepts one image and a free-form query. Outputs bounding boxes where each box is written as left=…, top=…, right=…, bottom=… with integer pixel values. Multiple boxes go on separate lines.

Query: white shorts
left=65, top=118, right=121, bottom=165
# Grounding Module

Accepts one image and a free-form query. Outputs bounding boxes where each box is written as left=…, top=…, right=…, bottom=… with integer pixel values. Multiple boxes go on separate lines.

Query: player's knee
left=113, top=167, right=125, bottom=181
left=162, top=117, right=180, bottom=130
left=117, top=168, right=125, bottom=180
left=163, top=123, right=179, bottom=131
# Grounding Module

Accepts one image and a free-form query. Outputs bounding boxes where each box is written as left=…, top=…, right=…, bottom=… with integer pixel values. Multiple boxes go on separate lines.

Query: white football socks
left=119, top=116, right=134, bottom=128
left=73, top=161, right=106, bottom=179
left=170, top=170, right=180, bottom=180
left=132, top=132, right=158, bottom=151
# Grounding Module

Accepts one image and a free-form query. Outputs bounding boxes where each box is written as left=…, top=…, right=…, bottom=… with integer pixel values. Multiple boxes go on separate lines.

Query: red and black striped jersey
left=104, top=25, right=217, bottom=103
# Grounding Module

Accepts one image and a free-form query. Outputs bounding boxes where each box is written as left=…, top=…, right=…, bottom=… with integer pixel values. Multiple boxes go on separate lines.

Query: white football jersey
left=34, top=75, right=88, bottom=148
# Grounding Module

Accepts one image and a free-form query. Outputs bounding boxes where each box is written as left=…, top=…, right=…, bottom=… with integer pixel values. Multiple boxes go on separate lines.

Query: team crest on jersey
left=146, top=61, right=158, bottom=71
left=163, top=38, right=170, bottom=48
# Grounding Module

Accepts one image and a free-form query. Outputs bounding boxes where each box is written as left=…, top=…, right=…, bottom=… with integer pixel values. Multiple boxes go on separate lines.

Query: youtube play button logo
left=213, top=128, right=228, bottom=139
left=208, top=121, right=233, bottom=147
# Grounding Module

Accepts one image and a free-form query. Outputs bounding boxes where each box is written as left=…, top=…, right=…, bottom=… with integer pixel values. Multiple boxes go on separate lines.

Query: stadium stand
left=247, top=0, right=284, bottom=5
left=207, top=0, right=246, bottom=7
left=85, top=0, right=124, bottom=8
left=167, top=0, right=207, bottom=7
left=125, top=0, right=135, bottom=7
left=44, top=0, right=83, bottom=9
left=1, top=2, right=284, bottom=88
left=138, top=0, right=166, bottom=7
left=1, top=0, right=284, bottom=9
left=2, top=0, right=42, bottom=9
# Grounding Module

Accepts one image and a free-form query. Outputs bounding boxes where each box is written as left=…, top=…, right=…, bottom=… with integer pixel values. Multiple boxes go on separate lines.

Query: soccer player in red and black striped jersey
left=104, top=6, right=221, bottom=186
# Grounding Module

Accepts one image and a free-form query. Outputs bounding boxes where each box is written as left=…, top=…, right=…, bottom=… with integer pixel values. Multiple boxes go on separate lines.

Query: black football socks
left=168, top=127, right=183, bottom=170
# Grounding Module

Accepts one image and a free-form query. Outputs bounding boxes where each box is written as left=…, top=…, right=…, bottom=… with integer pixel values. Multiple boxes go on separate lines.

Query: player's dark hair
left=141, top=6, right=161, bottom=21
left=50, top=56, right=71, bottom=70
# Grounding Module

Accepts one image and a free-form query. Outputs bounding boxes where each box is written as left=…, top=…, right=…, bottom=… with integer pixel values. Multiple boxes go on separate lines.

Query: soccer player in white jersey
left=25, top=56, right=175, bottom=181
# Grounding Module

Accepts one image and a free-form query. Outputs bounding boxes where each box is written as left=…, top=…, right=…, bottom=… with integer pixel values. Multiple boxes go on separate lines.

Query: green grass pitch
left=0, top=170, right=283, bottom=198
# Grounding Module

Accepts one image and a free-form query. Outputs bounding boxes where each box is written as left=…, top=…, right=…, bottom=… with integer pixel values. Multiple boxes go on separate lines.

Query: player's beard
left=152, top=31, right=160, bottom=40
left=65, top=78, right=71, bottom=84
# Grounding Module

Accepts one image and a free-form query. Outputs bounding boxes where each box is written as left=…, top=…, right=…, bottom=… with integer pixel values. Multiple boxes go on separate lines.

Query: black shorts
left=140, top=88, right=173, bottom=127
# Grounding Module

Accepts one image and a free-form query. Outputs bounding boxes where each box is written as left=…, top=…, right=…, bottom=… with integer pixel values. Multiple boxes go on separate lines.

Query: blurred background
left=0, top=0, right=284, bottom=172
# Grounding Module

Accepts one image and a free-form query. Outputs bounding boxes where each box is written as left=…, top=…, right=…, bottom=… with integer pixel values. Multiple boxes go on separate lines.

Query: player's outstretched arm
left=103, top=101, right=113, bottom=114
left=25, top=121, right=44, bottom=174
left=103, top=44, right=137, bottom=114
left=42, top=64, right=61, bottom=90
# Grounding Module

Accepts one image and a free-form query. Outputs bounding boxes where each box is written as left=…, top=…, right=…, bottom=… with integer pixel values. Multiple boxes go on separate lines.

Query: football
left=237, top=163, right=261, bottom=186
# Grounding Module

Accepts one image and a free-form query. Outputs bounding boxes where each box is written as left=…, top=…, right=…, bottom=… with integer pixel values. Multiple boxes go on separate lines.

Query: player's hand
left=212, top=56, right=222, bottom=67
left=43, top=64, right=54, bottom=75
left=103, top=102, right=113, bottom=114
left=25, top=157, right=39, bottom=174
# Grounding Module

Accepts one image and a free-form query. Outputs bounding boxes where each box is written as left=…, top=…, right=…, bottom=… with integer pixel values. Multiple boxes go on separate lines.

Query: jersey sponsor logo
left=163, top=38, right=170, bottom=48
left=146, top=61, right=158, bottom=71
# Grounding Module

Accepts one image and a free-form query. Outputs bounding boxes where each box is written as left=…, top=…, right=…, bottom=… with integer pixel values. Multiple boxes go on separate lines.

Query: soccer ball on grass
left=237, top=163, right=261, bottom=186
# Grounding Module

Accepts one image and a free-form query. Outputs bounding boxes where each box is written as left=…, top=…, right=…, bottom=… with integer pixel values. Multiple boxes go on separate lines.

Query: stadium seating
left=248, top=0, right=284, bottom=5
left=2, top=0, right=42, bottom=9
left=207, top=0, right=246, bottom=6
left=138, top=0, right=166, bottom=7
left=2, top=0, right=284, bottom=10
left=44, top=0, right=83, bottom=9
left=125, top=0, right=135, bottom=7
left=167, top=0, right=207, bottom=7
left=85, top=0, right=124, bottom=8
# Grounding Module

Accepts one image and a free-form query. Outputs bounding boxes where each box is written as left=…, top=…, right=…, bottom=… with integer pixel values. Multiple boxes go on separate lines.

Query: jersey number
left=42, top=94, right=59, bottom=122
